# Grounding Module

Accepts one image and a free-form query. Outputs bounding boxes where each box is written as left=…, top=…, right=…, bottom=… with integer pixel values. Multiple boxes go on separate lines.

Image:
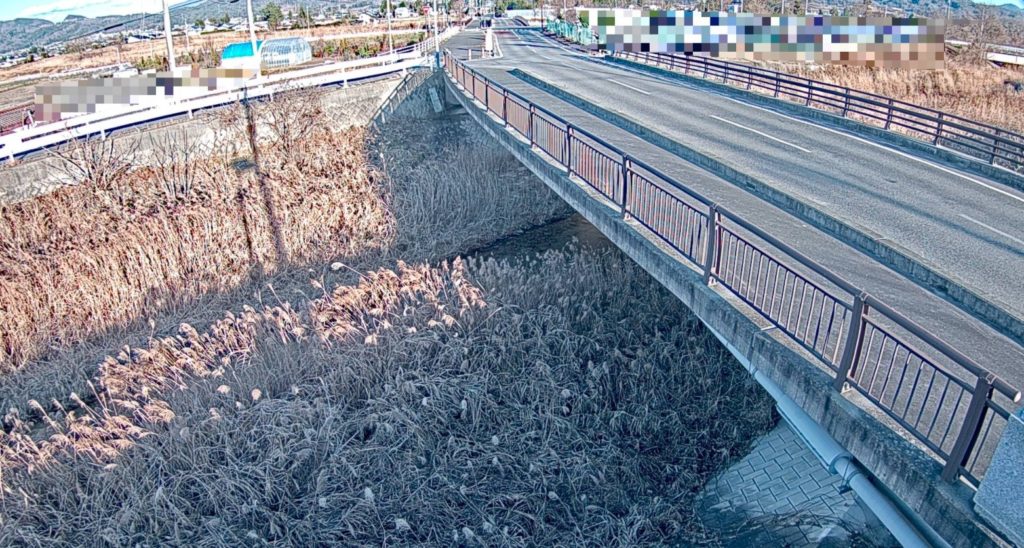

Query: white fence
left=0, top=26, right=459, bottom=161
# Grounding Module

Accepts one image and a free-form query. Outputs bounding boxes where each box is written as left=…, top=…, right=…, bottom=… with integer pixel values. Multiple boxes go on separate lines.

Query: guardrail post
left=942, top=376, right=994, bottom=482
left=484, top=81, right=490, bottom=110
left=502, top=89, right=508, bottom=127
left=842, top=91, right=850, bottom=118
left=620, top=155, right=630, bottom=217
left=934, top=113, right=945, bottom=145
left=989, top=131, right=1000, bottom=164
left=805, top=85, right=813, bottom=106
left=703, top=205, right=720, bottom=285
left=565, top=125, right=573, bottom=174
left=774, top=78, right=780, bottom=98
left=528, top=104, right=535, bottom=146
left=884, top=98, right=894, bottom=129
left=833, top=292, right=868, bottom=391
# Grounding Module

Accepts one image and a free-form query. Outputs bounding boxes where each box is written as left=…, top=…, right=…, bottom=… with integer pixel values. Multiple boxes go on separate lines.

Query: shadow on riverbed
left=470, top=213, right=612, bottom=261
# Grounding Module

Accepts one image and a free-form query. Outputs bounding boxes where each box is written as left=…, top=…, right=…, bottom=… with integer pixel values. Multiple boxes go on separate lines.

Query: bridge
left=435, top=20, right=1024, bottom=547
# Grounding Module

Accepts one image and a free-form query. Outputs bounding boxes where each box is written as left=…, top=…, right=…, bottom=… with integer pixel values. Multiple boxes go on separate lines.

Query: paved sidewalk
left=699, top=422, right=895, bottom=546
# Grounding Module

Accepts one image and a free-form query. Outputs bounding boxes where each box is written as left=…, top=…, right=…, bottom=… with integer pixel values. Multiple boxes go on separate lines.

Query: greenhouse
left=220, top=38, right=313, bottom=70
left=260, top=37, right=313, bottom=69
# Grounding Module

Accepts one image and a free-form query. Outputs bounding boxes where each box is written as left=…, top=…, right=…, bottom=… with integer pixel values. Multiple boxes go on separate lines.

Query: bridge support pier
left=974, top=408, right=1024, bottom=546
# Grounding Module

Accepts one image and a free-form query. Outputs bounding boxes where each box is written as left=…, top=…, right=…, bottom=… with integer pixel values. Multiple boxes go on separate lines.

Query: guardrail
left=0, top=27, right=460, bottom=159
left=613, top=50, right=1024, bottom=173
left=443, top=49, right=1022, bottom=486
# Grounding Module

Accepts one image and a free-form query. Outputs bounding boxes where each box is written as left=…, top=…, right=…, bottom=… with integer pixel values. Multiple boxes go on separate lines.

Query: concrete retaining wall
left=446, top=73, right=1003, bottom=548
left=0, top=76, right=404, bottom=205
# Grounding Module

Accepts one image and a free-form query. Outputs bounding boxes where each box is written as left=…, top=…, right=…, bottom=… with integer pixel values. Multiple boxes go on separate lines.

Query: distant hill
left=0, top=0, right=370, bottom=56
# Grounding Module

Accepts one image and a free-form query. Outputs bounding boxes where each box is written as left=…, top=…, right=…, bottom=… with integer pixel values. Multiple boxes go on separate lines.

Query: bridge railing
left=614, top=50, right=1024, bottom=173
left=444, top=50, right=1022, bottom=486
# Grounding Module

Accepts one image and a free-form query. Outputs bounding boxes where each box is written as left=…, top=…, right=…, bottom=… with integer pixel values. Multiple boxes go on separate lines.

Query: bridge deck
left=448, top=28, right=1024, bottom=403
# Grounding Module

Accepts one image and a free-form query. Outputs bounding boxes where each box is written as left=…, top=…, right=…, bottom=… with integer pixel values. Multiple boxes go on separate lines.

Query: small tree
left=261, top=2, right=285, bottom=30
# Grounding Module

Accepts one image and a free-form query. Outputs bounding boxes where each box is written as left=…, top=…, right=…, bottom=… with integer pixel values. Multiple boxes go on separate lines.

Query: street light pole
left=245, top=0, right=261, bottom=77
left=162, top=0, right=176, bottom=72
left=386, top=0, right=395, bottom=55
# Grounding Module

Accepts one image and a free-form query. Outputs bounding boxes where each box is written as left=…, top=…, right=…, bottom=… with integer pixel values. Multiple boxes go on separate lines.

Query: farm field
left=0, top=84, right=776, bottom=543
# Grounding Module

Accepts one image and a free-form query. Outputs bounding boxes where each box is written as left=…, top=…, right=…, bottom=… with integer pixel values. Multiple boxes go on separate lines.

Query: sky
left=1, top=0, right=1022, bottom=22
left=0, top=0, right=173, bottom=22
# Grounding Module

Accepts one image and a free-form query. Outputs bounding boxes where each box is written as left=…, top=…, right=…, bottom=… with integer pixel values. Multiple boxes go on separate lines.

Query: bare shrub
left=148, top=127, right=205, bottom=202
left=46, top=131, right=137, bottom=192
left=262, top=85, right=329, bottom=159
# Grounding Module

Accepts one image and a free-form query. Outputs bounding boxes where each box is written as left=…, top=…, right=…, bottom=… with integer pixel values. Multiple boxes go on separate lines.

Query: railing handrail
left=616, top=50, right=1024, bottom=168
left=443, top=49, right=1022, bottom=484
left=642, top=51, right=1024, bottom=147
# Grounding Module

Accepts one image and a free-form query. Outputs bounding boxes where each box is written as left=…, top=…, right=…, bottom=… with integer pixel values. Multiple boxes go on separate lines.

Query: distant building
left=220, top=38, right=313, bottom=71
left=395, top=6, right=412, bottom=18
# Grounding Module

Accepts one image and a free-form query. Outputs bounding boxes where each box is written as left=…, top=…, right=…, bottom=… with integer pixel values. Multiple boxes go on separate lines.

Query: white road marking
left=958, top=214, right=1024, bottom=247
left=709, top=115, right=813, bottom=153
left=587, top=55, right=1024, bottom=207
left=607, top=79, right=651, bottom=95
left=724, top=99, right=1024, bottom=207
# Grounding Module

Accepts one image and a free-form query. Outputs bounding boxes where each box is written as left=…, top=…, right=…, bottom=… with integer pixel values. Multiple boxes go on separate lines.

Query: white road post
left=162, top=0, right=176, bottom=72
left=433, top=0, right=440, bottom=66
left=246, top=0, right=261, bottom=77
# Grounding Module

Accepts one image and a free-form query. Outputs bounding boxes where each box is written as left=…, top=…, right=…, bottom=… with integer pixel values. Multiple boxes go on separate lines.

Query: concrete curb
left=444, top=72, right=1003, bottom=548
left=604, top=55, right=1024, bottom=194
left=509, top=67, right=1024, bottom=352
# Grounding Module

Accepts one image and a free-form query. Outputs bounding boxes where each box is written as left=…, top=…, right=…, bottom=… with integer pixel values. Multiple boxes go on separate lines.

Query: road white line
left=607, top=79, right=651, bottom=95
left=709, top=114, right=813, bottom=153
left=727, top=100, right=1024, bottom=206
left=958, top=214, right=1024, bottom=247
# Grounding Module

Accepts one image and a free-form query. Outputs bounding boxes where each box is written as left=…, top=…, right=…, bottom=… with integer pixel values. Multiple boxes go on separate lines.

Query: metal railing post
left=528, top=104, right=535, bottom=146
left=989, top=131, right=999, bottom=164
left=774, top=77, right=780, bottom=98
left=934, top=113, right=944, bottom=145
left=502, top=89, right=508, bottom=127
left=565, top=125, right=573, bottom=174
left=833, top=292, right=868, bottom=390
left=620, top=155, right=630, bottom=217
left=805, top=85, right=813, bottom=106
left=884, top=98, right=894, bottom=130
left=703, top=205, right=720, bottom=285
left=842, top=90, right=851, bottom=118
left=942, top=376, right=994, bottom=482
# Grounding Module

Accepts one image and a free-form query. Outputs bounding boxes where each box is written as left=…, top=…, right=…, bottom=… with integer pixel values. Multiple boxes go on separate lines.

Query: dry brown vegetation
left=777, top=57, right=1024, bottom=134
left=0, top=78, right=775, bottom=544
left=0, top=249, right=774, bottom=545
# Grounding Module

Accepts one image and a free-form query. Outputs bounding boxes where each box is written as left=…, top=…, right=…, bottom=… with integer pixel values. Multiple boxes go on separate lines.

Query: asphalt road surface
left=445, top=26, right=1024, bottom=398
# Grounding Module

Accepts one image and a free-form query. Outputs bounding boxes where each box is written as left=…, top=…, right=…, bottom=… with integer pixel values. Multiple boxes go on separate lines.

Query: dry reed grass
left=779, top=59, right=1024, bottom=134
left=0, top=93, right=569, bottom=432
left=0, top=118, right=392, bottom=370
left=0, top=248, right=774, bottom=545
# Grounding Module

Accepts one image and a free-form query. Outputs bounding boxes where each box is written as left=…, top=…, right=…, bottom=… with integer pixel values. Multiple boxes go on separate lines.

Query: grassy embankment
left=0, top=83, right=775, bottom=544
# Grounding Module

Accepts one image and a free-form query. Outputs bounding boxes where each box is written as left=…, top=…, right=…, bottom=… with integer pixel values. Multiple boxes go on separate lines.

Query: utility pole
left=386, top=0, right=395, bottom=55
left=246, top=0, right=261, bottom=77
left=162, top=0, right=176, bottom=72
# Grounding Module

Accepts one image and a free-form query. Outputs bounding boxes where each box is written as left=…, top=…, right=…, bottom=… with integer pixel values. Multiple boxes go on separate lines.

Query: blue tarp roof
left=222, top=41, right=263, bottom=59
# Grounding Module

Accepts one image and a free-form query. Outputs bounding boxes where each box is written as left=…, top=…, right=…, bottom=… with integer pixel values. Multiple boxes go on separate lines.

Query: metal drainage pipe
left=705, top=325, right=948, bottom=548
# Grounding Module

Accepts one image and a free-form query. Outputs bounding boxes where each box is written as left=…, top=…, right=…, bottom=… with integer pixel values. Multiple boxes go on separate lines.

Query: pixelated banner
left=577, top=9, right=944, bottom=69
left=34, top=68, right=252, bottom=123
